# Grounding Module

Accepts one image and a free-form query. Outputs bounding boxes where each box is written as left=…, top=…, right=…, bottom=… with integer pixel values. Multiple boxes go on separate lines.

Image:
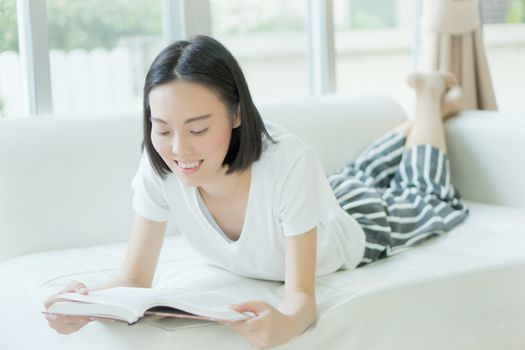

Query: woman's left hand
left=219, top=300, right=294, bottom=349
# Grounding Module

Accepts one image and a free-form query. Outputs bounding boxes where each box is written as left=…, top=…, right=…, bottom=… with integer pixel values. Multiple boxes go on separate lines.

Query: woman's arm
left=44, top=212, right=167, bottom=334
left=115, top=212, right=168, bottom=288
left=278, top=226, right=317, bottom=335
left=224, top=227, right=317, bottom=349
left=90, top=212, right=167, bottom=291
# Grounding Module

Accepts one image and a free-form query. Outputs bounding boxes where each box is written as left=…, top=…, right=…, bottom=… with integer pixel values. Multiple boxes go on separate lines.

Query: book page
left=56, top=287, right=163, bottom=313
left=161, top=290, right=245, bottom=311
left=155, top=290, right=253, bottom=321
left=53, top=287, right=254, bottom=322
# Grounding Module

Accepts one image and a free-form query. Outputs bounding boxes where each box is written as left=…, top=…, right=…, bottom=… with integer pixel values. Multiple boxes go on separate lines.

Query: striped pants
left=328, top=131, right=469, bottom=267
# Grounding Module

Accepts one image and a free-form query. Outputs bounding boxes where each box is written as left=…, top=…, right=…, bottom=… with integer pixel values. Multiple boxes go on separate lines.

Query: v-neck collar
left=191, top=164, right=255, bottom=246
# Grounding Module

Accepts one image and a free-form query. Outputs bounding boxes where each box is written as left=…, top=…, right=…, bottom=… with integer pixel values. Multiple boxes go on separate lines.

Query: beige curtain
left=419, top=0, right=497, bottom=110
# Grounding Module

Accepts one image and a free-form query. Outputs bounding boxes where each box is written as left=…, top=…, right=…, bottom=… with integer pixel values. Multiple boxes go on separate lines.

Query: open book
left=43, top=286, right=255, bottom=325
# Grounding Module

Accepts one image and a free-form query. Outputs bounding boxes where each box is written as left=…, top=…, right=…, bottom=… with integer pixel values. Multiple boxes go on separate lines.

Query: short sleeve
left=130, top=152, right=170, bottom=222
left=276, top=147, right=330, bottom=236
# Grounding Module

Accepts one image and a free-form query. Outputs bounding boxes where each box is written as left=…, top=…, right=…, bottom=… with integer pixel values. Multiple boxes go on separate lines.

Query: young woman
left=44, top=35, right=468, bottom=348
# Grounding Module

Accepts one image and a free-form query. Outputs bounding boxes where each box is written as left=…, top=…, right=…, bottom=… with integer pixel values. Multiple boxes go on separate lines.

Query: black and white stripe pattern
left=328, top=131, right=469, bottom=267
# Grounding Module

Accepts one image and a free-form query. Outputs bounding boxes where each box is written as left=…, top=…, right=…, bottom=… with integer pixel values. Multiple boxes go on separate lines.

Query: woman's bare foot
left=442, top=85, right=464, bottom=120
left=406, top=71, right=464, bottom=120
left=406, top=71, right=454, bottom=97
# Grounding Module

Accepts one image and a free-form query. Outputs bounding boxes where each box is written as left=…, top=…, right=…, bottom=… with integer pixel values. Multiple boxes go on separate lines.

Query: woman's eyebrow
left=151, top=114, right=212, bottom=124
left=184, top=114, right=212, bottom=124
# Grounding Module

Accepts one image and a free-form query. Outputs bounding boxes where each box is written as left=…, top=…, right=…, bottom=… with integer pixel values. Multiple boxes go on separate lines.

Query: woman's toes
left=442, top=85, right=464, bottom=119
left=444, top=73, right=457, bottom=88
left=406, top=71, right=420, bottom=89
left=406, top=71, right=449, bottom=96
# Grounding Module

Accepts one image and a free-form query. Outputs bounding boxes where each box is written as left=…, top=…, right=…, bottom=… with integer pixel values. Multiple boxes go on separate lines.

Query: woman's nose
left=171, top=135, right=193, bottom=156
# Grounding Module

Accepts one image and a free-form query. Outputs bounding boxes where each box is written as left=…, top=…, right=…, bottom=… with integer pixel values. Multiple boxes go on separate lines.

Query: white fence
left=0, top=47, right=141, bottom=117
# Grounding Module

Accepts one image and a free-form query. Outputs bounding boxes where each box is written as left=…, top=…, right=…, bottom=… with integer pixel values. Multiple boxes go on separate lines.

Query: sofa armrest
left=445, top=110, right=525, bottom=208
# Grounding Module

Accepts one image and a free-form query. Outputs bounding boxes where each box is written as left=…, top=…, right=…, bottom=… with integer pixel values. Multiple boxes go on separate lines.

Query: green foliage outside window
left=2, top=0, right=523, bottom=54
left=349, top=0, right=395, bottom=29
left=0, top=0, right=12, bottom=115
left=46, top=0, right=161, bottom=51
left=0, top=0, right=17, bottom=52
left=211, top=1, right=304, bottom=34
left=0, top=0, right=161, bottom=52
left=507, top=0, right=525, bottom=22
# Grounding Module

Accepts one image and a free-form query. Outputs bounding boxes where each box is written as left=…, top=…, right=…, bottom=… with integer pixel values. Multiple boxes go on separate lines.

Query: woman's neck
left=198, top=166, right=252, bottom=204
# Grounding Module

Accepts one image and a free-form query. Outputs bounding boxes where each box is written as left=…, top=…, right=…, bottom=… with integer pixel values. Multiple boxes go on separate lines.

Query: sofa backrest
left=0, top=114, right=143, bottom=262
left=258, top=93, right=407, bottom=174
left=0, top=93, right=405, bottom=261
left=445, top=110, right=525, bottom=208
left=2, top=93, right=525, bottom=262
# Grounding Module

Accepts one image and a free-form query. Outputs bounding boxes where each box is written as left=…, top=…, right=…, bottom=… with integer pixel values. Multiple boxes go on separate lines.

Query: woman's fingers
left=66, top=281, right=89, bottom=294
left=46, top=314, right=93, bottom=334
left=73, top=282, right=89, bottom=294
left=44, top=281, right=90, bottom=309
left=46, top=314, right=92, bottom=323
left=228, top=300, right=269, bottom=316
left=53, top=321, right=90, bottom=335
left=44, top=281, right=93, bottom=335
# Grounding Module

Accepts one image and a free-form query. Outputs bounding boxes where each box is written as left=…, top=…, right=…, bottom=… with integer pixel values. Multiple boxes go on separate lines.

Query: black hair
left=141, top=35, right=275, bottom=178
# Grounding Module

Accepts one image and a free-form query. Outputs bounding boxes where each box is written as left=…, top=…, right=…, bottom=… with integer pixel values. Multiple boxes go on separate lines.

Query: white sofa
left=1, top=93, right=524, bottom=350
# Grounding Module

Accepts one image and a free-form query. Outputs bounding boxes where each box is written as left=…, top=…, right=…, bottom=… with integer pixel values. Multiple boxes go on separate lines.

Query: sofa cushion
left=1, top=200, right=524, bottom=350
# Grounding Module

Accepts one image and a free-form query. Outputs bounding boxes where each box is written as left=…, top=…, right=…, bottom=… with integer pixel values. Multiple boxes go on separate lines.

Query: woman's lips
left=175, top=159, right=204, bottom=174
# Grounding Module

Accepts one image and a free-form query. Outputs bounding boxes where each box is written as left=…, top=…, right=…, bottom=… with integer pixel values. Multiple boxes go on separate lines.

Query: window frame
left=15, top=0, right=422, bottom=115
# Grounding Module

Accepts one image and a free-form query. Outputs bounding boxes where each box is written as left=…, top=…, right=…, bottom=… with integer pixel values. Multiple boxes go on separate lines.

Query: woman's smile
left=175, top=159, right=204, bottom=174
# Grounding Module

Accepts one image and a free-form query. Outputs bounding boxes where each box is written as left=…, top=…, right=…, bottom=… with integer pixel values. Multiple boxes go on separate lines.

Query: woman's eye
left=157, top=131, right=170, bottom=136
left=191, top=128, right=208, bottom=135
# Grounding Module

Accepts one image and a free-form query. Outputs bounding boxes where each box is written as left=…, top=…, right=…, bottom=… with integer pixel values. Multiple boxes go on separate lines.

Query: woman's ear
left=233, top=105, right=241, bottom=128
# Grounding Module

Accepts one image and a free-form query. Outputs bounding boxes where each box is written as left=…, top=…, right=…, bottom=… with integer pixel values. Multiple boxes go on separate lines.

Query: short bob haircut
left=141, top=35, right=275, bottom=179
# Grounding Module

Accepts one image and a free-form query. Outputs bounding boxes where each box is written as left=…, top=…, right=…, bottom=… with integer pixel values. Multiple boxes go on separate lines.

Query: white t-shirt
left=131, top=121, right=365, bottom=281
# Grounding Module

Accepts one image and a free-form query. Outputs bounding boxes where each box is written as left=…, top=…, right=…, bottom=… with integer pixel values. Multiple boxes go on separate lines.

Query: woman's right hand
left=43, top=281, right=93, bottom=335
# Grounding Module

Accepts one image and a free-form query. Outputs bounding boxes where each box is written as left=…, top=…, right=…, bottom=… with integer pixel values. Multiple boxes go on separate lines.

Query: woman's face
left=149, top=80, right=239, bottom=187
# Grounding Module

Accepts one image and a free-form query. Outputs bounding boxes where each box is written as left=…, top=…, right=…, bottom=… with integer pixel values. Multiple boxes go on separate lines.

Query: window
left=0, top=0, right=22, bottom=118
left=482, top=0, right=525, bottom=112
left=3, top=0, right=522, bottom=117
left=210, top=0, right=308, bottom=101
left=334, top=0, right=415, bottom=113
left=46, top=0, right=163, bottom=115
